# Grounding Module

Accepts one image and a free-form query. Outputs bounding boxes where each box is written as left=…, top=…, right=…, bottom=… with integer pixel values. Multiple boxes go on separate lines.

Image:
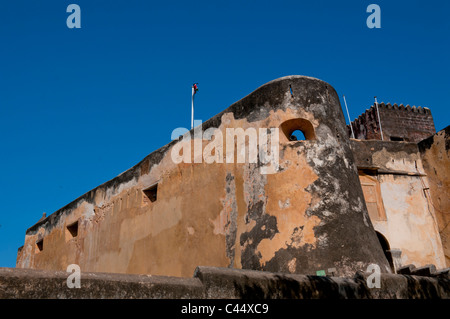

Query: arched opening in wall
left=290, top=130, right=306, bottom=141
left=279, top=118, right=315, bottom=143
left=376, top=231, right=395, bottom=272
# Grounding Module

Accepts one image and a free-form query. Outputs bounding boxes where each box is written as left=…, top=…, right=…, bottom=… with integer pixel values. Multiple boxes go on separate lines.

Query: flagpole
left=191, top=87, right=194, bottom=130
left=374, top=96, right=384, bottom=141
left=343, top=95, right=355, bottom=139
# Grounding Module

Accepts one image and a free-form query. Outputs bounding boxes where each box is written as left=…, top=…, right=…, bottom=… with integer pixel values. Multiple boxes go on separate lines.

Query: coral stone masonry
left=15, top=76, right=449, bottom=291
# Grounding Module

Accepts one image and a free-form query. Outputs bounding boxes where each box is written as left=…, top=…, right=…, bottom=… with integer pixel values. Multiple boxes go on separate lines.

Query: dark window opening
left=376, top=231, right=395, bottom=272
left=36, top=239, right=43, bottom=252
left=390, top=136, right=404, bottom=141
left=143, top=184, right=158, bottom=203
left=67, top=221, right=78, bottom=239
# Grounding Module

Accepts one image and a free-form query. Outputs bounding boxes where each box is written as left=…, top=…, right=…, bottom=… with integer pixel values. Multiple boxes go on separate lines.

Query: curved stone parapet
left=17, top=75, right=390, bottom=278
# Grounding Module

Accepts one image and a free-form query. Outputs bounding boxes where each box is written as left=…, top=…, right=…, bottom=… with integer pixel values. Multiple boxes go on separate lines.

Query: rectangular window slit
left=143, top=184, right=158, bottom=203
left=36, top=239, right=43, bottom=252
left=67, top=221, right=79, bottom=239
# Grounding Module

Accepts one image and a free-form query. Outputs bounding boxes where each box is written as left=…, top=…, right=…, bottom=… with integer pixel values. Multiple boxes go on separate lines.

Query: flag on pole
left=193, top=83, right=199, bottom=95
left=191, top=83, right=198, bottom=129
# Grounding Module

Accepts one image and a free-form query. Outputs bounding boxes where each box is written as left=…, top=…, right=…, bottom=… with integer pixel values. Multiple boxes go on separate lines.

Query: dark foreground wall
left=1, top=267, right=448, bottom=299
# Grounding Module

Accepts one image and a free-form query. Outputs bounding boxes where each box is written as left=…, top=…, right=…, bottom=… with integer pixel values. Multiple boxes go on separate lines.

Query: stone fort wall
left=16, top=76, right=390, bottom=278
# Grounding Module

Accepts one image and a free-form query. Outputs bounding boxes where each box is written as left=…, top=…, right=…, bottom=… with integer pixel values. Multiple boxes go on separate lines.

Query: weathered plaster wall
left=350, top=140, right=446, bottom=269
left=418, top=126, right=450, bottom=267
left=17, top=76, right=390, bottom=278
left=377, top=174, right=445, bottom=268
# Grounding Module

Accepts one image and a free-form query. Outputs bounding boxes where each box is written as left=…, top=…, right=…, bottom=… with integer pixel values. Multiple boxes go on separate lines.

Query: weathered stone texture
left=0, top=267, right=448, bottom=299
left=16, top=75, right=390, bottom=278
left=350, top=139, right=446, bottom=269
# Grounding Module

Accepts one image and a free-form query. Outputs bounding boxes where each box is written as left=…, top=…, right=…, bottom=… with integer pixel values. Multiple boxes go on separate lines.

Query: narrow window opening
left=36, top=239, right=43, bottom=253
left=390, top=136, right=404, bottom=141
left=143, top=184, right=158, bottom=203
left=67, top=221, right=78, bottom=239
left=289, top=85, right=294, bottom=98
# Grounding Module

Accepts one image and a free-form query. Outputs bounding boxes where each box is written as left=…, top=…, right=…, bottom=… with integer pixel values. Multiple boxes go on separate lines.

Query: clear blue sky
left=0, top=0, right=449, bottom=267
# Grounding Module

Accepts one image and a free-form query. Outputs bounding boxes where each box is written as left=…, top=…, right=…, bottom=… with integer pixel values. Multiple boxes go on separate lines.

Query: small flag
left=193, top=83, right=199, bottom=95
left=191, top=83, right=198, bottom=130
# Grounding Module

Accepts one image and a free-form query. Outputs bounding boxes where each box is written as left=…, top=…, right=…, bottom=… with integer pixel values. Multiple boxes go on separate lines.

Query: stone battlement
left=348, top=102, right=435, bottom=142
left=372, top=103, right=430, bottom=113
